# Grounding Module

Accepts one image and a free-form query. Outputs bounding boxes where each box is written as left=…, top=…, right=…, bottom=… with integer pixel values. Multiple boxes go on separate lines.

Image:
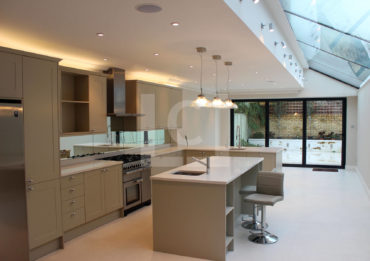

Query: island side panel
left=152, top=180, right=227, bottom=261
left=239, top=162, right=262, bottom=217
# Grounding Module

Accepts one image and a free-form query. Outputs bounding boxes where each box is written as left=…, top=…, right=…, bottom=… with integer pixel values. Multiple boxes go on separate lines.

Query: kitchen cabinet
left=111, top=80, right=182, bottom=131
left=103, top=165, right=123, bottom=213
left=156, top=86, right=183, bottom=129
left=84, top=169, right=105, bottom=222
left=0, top=51, right=22, bottom=98
left=60, top=67, right=107, bottom=136
left=23, top=56, right=59, bottom=183
left=89, top=75, right=107, bottom=133
left=61, top=174, right=85, bottom=232
left=26, top=179, right=62, bottom=249
left=84, top=165, right=123, bottom=222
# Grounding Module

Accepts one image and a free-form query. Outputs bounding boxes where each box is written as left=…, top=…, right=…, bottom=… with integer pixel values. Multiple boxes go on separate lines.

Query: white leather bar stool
left=244, top=171, right=284, bottom=244
left=239, top=185, right=266, bottom=230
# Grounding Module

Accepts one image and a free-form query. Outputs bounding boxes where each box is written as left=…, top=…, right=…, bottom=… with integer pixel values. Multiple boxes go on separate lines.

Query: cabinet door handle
left=26, top=178, right=33, bottom=184
left=27, top=186, right=34, bottom=191
left=69, top=188, right=76, bottom=192
left=70, top=200, right=76, bottom=205
left=70, top=212, right=76, bottom=217
left=69, top=176, right=75, bottom=180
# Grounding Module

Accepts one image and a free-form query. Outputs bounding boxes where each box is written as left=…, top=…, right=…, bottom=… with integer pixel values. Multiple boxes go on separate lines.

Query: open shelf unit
left=60, top=70, right=90, bottom=134
left=225, top=183, right=235, bottom=252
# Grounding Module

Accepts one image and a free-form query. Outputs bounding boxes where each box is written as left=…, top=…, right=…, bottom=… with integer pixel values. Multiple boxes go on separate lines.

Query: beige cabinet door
left=89, top=75, right=107, bottom=133
left=137, top=82, right=156, bottom=130
left=103, top=166, right=123, bottom=213
left=27, top=179, right=62, bottom=249
left=155, top=87, right=170, bottom=129
left=168, top=88, right=183, bottom=129
left=23, top=57, right=59, bottom=184
left=0, top=51, right=22, bottom=98
left=156, top=87, right=182, bottom=129
left=84, top=169, right=105, bottom=222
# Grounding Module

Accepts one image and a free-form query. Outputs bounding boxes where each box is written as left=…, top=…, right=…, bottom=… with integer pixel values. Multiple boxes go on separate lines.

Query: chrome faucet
left=236, top=125, right=241, bottom=149
left=192, top=157, right=210, bottom=174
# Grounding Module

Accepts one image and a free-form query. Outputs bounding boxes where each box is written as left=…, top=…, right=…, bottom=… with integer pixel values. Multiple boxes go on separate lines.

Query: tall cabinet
left=22, top=56, right=63, bottom=252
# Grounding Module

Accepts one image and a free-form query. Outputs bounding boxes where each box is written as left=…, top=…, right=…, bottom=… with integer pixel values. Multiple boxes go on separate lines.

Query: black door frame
left=230, top=97, right=347, bottom=169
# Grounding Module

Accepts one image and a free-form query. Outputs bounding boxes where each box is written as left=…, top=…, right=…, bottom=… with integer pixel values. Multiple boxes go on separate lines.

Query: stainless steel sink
left=172, top=170, right=205, bottom=176
left=229, top=147, right=247, bottom=150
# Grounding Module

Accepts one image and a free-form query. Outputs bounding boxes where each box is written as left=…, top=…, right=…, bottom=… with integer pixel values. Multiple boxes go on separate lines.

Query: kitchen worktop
left=147, top=145, right=283, bottom=157
left=151, top=156, right=263, bottom=184
left=61, top=160, right=122, bottom=177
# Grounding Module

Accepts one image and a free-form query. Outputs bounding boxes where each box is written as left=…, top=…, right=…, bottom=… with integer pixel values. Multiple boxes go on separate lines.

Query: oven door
left=123, top=178, right=143, bottom=210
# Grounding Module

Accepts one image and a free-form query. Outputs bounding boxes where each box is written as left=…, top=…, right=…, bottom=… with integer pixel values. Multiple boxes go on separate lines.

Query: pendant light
left=224, top=61, right=238, bottom=109
left=211, top=55, right=225, bottom=108
left=191, top=47, right=210, bottom=107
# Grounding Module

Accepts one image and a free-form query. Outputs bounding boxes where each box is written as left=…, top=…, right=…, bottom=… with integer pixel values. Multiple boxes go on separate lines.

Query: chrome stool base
left=248, top=232, right=278, bottom=244
left=241, top=220, right=267, bottom=230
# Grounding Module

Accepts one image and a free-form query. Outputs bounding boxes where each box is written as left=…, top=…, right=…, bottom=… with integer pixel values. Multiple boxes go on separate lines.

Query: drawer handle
left=27, top=186, right=34, bottom=191
left=70, top=200, right=76, bottom=205
left=69, top=188, right=76, bottom=193
left=101, top=168, right=108, bottom=173
left=26, top=178, right=34, bottom=184
left=69, top=176, right=75, bottom=180
left=70, top=212, right=76, bottom=217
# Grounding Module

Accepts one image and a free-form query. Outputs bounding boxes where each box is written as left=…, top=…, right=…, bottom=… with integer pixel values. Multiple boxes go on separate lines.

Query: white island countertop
left=151, top=156, right=263, bottom=185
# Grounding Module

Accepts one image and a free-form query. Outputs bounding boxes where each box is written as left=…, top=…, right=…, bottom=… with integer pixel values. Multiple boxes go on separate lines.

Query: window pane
left=279, top=0, right=370, bottom=87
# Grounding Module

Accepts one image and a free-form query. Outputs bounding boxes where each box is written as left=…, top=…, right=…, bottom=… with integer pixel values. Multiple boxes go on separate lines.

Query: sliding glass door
left=233, top=101, right=266, bottom=147
left=269, top=101, right=303, bottom=165
left=232, top=98, right=346, bottom=168
left=306, top=100, right=344, bottom=166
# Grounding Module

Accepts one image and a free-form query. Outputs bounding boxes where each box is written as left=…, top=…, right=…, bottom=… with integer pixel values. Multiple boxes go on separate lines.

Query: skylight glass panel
left=280, top=0, right=370, bottom=88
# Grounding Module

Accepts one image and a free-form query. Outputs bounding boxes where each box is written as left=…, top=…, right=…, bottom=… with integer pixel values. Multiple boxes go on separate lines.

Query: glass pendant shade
left=192, top=47, right=210, bottom=108
left=211, top=97, right=225, bottom=108
left=192, top=94, right=210, bottom=107
left=225, top=99, right=238, bottom=109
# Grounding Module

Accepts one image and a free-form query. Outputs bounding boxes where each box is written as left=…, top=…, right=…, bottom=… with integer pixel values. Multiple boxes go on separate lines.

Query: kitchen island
left=151, top=156, right=263, bottom=261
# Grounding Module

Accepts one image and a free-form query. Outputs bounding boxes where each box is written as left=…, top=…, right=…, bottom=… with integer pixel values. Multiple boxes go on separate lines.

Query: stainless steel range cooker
left=100, top=154, right=151, bottom=215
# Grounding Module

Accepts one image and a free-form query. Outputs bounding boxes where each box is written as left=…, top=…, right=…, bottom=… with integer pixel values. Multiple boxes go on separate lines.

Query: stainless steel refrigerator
left=0, top=101, right=29, bottom=260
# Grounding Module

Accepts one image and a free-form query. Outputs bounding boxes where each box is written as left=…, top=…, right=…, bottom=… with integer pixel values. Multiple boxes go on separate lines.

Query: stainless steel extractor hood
left=105, top=67, right=144, bottom=117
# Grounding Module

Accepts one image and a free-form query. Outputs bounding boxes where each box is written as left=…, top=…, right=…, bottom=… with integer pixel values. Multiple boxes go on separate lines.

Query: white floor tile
left=39, top=167, right=370, bottom=261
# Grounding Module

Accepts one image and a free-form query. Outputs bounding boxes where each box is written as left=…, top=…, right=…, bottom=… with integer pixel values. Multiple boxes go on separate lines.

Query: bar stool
left=239, top=185, right=266, bottom=230
left=244, top=171, right=284, bottom=244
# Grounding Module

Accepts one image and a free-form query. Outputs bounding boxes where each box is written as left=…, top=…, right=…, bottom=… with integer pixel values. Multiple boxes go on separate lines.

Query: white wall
left=357, top=81, right=370, bottom=191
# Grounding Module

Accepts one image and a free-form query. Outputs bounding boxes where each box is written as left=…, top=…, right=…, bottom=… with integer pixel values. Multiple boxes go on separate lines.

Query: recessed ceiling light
left=103, top=58, right=108, bottom=61
left=188, top=65, right=193, bottom=69
left=153, top=53, right=160, bottom=56
left=255, top=71, right=258, bottom=74
left=269, top=23, right=274, bottom=32
left=136, top=4, right=162, bottom=13
left=253, top=0, right=260, bottom=4
left=96, top=32, right=104, bottom=37
left=145, top=68, right=149, bottom=71
left=171, top=22, right=180, bottom=27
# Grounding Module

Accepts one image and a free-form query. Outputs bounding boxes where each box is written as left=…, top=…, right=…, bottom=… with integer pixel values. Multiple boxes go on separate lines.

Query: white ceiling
left=0, top=0, right=302, bottom=93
